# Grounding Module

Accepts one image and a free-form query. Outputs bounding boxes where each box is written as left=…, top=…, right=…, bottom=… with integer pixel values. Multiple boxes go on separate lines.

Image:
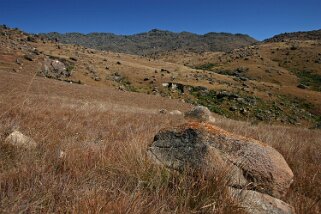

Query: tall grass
left=0, top=72, right=320, bottom=213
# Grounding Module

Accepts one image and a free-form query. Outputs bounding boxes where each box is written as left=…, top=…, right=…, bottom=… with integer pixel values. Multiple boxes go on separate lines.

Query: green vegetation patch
left=194, top=63, right=216, bottom=70
left=188, top=87, right=317, bottom=126
left=296, top=70, right=321, bottom=91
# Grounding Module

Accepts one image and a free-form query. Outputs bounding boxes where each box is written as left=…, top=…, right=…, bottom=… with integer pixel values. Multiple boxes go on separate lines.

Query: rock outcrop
left=148, top=122, right=294, bottom=213
left=40, top=57, right=72, bottom=79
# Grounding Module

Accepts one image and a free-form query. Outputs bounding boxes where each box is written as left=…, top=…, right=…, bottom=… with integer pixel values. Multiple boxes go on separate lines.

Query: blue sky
left=1, top=0, right=320, bottom=40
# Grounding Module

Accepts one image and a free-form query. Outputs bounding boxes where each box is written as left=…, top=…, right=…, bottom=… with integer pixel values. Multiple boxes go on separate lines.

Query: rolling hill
left=1, top=24, right=321, bottom=128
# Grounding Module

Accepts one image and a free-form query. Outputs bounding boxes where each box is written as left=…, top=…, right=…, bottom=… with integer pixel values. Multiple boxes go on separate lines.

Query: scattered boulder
left=217, top=91, right=239, bottom=99
left=51, top=59, right=66, bottom=73
left=4, top=131, right=37, bottom=148
left=162, top=82, right=185, bottom=93
left=112, top=72, right=124, bottom=82
left=169, top=110, right=183, bottom=115
left=58, top=150, right=67, bottom=159
left=184, top=106, right=211, bottom=122
left=70, top=56, right=78, bottom=61
left=94, top=76, right=101, bottom=81
left=40, top=58, right=71, bottom=79
left=228, top=188, right=295, bottom=214
left=148, top=122, right=294, bottom=199
left=297, top=83, right=308, bottom=89
left=26, top=36, right=36, bottom=42
left=16, top=58, right=23, bottom=65
left=236, top=67, right=249, bottom=73
left=229, top=106, right=238, bottom=111
left=239, top=77, right=249, bottom=81
left=24, top=54, right=34, bottom=61
left=118, top=85, right=126, bottom=91
left=159, top=109, right=168, bottom=114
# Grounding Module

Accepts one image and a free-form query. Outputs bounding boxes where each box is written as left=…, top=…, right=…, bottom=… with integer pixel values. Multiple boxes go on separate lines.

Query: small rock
left=184, top=106, right=212, bottom=122
left=240, top=108, right=248, bottom=114
left=239, top=77, right=248, bottom=81
left=58, top=150, right=67, bottom=159
left=159, top=109, right=168, bottom=114
left=217, top=91, right=239, bottom=99
left=70, top=57, right=78, bottom=61
left=169, top=110, right=182, bottom=115
left=16, top=58, right=23, bottom=65
left=297, top=83, right=308, bottom=89
left=118, top=85, right=126, bottom=91
left=26, top=36, right=36, bottom=42
left=94, top=76, right=101, bottom=81
left=24, top=54, right=34, bottom=61
left=228, top=188, right=295, bottom=214
left=229, top=106, right=238, bottom=111
left=5, top=131, right=37, bottom=148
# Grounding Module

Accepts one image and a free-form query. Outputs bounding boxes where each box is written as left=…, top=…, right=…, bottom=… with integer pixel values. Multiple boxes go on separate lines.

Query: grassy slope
left=0, top=27, right=321, bottom=213
left=157, top=41, right=321, bottom=124
left=1, top=30, right=321, bottom=127
left=0, top=72, right=320, bottom=213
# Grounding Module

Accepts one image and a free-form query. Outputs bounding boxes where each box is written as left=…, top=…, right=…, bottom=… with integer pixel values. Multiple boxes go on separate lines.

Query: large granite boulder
left=148, top=122, right=294, bottom=213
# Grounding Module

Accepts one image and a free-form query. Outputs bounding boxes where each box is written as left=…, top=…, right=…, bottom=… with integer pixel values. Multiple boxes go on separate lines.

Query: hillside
left=41, top=29, right=257, bottom=55
left=265, top=29, right=321, bottom=42
left=1, top=57, right=320, bottom=214
left=1, top=25, right=321, bottom=128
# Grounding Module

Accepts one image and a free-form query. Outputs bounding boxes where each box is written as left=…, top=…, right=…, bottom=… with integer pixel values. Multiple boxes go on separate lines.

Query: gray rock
left=16, top=58, right=23, bottom=65
left=40, top=58, right=71, bottom=79
left=51, top=60, right=66, bottom=73
left=217, top=91, right=239, bottom=99
left=94, top=76, right=101, bottom=81
left=5, top=131, right=37, bottom=148
left=148, top=122, right=294, bottom=199
left=169, top=110, right=183, bottom=115
left=229, top=106, right=238, bottom=111
left=240, top=77, right=249, bottom=81
left=184, top=106, right=212, bottom=122
left=297, top=83, right=308, bottom=89
left=24, top=54, right=34, bottom=61
left=228, top=188, right=295, bottom=214
left=159, top=109, right=168, bottom=114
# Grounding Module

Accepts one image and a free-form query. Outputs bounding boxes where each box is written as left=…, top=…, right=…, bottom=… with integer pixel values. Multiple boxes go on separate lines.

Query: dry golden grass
left=0, top=72, right=320, bottom=213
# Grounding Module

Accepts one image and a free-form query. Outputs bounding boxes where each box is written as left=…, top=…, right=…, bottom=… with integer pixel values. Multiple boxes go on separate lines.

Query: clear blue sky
left=1, top=0, right=320, bottom=40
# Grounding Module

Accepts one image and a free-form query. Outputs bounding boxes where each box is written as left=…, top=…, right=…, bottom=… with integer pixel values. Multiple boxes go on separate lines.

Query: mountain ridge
left=264, top=29, right=321, bottom=42
left=40, top=29, right=257, bottom=55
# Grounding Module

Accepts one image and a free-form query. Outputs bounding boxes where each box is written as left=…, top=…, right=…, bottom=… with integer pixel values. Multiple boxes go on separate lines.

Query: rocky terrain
left=1, top=25, right=321, bottom=128
left=41, top=29, right=257, bottom=55
left=0, top=24, right=321, bottom=213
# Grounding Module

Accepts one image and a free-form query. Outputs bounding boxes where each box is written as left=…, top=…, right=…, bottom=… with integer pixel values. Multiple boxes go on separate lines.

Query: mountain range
left=41, top=29, right=257, bottom=55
